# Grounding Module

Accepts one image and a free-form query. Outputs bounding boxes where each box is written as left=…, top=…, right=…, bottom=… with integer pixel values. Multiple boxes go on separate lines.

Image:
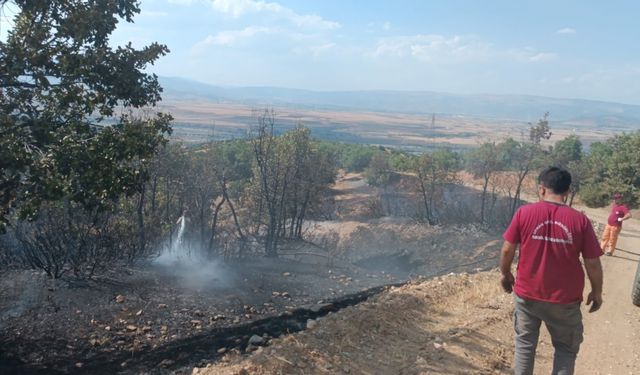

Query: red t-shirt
left=608, top=203, right=629, bottom=227
left=503, top=201, right=602, bottom=304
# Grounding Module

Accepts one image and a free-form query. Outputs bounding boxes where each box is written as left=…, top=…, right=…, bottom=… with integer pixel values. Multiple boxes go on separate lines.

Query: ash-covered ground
left=0, top=173, right=502, bottom=374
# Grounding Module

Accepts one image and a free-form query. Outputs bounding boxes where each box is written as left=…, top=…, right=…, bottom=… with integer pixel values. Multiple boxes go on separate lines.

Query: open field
left=158, top=99, right=631, bottom=149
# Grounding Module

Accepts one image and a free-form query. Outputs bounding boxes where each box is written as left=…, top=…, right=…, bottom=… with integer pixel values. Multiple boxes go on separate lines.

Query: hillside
left=195, top=270, right=514, bottom=375
left=194, top=206, right=640, bottom=375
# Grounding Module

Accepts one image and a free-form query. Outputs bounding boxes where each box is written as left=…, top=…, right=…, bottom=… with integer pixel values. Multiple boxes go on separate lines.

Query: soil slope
left=195, top=208, right=640, bottom=375
left=195, top=270, right=514, bottom=375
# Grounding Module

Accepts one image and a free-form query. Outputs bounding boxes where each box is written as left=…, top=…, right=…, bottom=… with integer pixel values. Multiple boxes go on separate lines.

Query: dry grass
left=159, top=100, right=614, bottom=147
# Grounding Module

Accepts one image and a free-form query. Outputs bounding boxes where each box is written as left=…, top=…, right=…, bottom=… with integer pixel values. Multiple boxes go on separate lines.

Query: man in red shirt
left=600, top=193, right=632, bottom=256
left=500, top=166, right=603, bottom=375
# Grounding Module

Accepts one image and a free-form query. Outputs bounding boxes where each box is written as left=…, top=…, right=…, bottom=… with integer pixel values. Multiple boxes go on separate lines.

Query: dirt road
left=535, top=209, right=640, bottom=375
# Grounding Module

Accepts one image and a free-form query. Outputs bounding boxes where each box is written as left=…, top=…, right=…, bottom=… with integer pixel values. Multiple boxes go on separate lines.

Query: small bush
left=579, top=183, right=609, bottom=208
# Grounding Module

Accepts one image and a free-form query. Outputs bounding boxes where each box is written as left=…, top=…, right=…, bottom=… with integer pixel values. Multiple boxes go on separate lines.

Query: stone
left=310, top=303, right=333, bottom=313
left=115, top=295, right=125, bottom=303
left=248, top=334, right=265, bottom=346
left=306, top=319, right=317, bottom=329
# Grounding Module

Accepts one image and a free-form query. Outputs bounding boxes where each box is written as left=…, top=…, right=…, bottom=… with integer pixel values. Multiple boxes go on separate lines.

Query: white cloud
left=374, top=35, right=492, bottom=63
left=139, top=10, right=169, bottom=17
left=557, top=27, right=576, bottom=34
left=0, top=1, right=19, bottom=42
left=210, top=0, right=340, bottom=30
left=307, top=42, right=336, bottom=57
left=374, top=35, right=556, bottom=64
left=528, top=52, right=557, bottom=62
left=195, top=26, right=273, bottom=47
left=211, top=0, right=278, bottom=16
left=506, top=47, right=557, bottom=63
left=167, top=0, right=197, bottom=4
left=365, top=21, right=392, bottom=33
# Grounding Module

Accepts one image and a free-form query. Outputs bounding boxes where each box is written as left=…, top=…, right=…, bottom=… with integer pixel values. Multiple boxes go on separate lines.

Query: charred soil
left=0, top=173, right=501, bottom=374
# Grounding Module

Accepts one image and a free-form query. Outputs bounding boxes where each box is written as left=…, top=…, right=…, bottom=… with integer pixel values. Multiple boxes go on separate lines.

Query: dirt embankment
left=195, top=270, right=514, bottom=375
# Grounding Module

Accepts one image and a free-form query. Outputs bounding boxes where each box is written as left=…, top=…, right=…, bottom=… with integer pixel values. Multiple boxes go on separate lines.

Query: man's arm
left=500, top=241, right=517, bottom=293
left=584, top=257, right=603, bottom=313
left=619, top=211, right=632, bottom=222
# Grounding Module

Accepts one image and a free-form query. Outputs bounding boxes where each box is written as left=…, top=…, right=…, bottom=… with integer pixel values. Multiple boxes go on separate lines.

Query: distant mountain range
left=159, top=76, right=640, bottom=126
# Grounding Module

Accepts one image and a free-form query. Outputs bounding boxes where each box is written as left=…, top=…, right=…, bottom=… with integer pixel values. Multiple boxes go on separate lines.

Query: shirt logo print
left=531, top=220, right=573, bottom=244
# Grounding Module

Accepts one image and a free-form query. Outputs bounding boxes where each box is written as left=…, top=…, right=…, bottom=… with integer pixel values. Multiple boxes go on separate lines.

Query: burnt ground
left=0, top=173, right=502, bottom=374
left=0, top=235, right=500, bottom=375
left=0, top=257, right=386, bottom=373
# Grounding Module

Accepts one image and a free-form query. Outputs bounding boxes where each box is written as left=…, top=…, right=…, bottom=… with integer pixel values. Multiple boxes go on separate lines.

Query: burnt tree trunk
left=480, top=173, right=490, bottom=225
left=137, top=183, right=147, bottom=256
left=208, top=196, right=226, bottom=252
left=221, top=178, right=244, bottom=240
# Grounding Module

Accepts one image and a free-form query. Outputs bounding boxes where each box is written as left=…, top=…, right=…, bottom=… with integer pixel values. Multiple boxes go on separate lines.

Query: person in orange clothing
left=600, top=193, right=632, bottom=255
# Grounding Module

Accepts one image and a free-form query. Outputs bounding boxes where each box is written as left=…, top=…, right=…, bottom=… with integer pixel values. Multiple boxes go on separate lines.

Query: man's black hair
left=538, top=166, right=572, bottom=195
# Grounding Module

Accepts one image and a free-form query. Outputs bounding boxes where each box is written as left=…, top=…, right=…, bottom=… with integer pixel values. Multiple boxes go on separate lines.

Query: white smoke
left=154, top=215, right=233, bottom=290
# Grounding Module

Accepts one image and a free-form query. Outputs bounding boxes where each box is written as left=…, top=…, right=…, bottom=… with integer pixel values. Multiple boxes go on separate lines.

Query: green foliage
left=211, top=140, right=255, bottom=181
left=552, top=135, right=583, bottom=167
left=317, top=141, right=381, bottom=172
left=579, top=141, right=614, bottom=207
left=250, top=115, right=336, bottom=256
left=412, top=148, right=461, bottom=224
left=388, top=151, right=418, bottom=172
left=497, top=114, right=553, bottom=216
left=581, top=132, right=640, bottom=207
left=606, top=133, right=640, bottom=205
left=579, top=182, right=610, bottom=208
left=431, top=148, right=462, bottom=172
left=528, top=112, right=552, bottom=146
left=466, top=141, right=502, bottom=179
left=365, top=153, right=392, bottom=187
left=465, top=141, right=503, bottom=223
left=0, top=0, right=171, bottom=231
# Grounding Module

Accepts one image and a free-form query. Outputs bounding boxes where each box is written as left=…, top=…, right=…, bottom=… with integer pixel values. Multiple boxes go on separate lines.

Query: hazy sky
left=3, top=0, right=640, bottom=104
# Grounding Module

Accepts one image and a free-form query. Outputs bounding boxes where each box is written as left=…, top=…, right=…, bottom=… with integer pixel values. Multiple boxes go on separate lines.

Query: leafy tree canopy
left=552, top=134, right=582, bottom=167
left=0, top=0, right=172, bottom=231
